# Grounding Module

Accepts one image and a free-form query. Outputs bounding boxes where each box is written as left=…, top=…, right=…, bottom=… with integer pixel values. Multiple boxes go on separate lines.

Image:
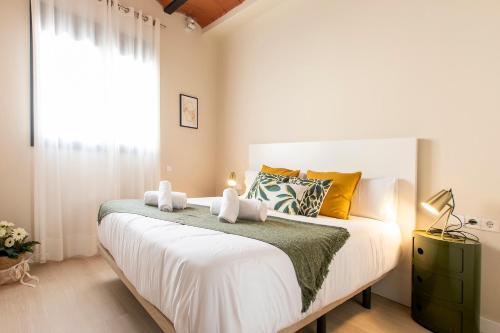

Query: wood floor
left=0, top=256, right=430, bottom=333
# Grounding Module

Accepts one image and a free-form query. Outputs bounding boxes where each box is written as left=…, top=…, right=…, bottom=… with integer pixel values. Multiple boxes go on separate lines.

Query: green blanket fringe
left=98, top=199, right=350, bottom=312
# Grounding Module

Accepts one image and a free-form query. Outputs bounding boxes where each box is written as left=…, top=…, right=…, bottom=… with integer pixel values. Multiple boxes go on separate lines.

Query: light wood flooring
left=0, top=256, right=429, bottom=333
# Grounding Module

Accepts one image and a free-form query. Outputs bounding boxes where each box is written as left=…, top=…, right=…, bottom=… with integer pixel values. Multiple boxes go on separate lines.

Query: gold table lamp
left=227, top=171, right=237, bottom=188
left=422, top=189, right=455, bottom=239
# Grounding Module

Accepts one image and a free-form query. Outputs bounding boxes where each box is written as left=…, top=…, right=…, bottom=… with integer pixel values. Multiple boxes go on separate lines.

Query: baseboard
left=481, top=317, right=500, bottom=333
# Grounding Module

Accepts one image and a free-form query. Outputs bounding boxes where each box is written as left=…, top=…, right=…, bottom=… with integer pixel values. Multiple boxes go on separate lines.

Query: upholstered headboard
left=249, top=138, right=418, bottom=306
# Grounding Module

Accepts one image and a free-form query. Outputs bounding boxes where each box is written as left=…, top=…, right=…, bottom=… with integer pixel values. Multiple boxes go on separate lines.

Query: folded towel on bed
left=145, top=191, right=187, bottom=210
left=172, top=192, right=187, bottom=209
left=209, top=200, right=220, bottom=215
left=218, top=188, right=239, bottom=224
left=210, top=198, right=267, bottom=222
left=158, top=181, right=173, bottom=212
left=144, top=191, right=158, bottom=206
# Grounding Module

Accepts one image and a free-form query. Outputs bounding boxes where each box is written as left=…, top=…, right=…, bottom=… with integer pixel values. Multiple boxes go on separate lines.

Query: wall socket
left=462, top=215, right=499, bottom=233
left=464, top=216, right=482, bottom=230
left=483, top=218, right=500, bottom=232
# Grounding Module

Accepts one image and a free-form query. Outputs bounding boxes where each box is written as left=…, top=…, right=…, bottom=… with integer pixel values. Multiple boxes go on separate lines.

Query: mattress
left=97, top=197, right=402, bottom=333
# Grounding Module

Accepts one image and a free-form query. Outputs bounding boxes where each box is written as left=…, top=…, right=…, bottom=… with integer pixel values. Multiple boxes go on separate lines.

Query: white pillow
left=241, top=170, right=259, bottom=198
left=350, top=177, right=398, bottom=222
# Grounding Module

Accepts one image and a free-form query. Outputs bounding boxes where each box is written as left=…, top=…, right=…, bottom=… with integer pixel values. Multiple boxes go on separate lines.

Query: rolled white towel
left=218, top=188, right=239, bottom=224
left=144, top=191, right=158, bottom=206
left=158, top=181, right=173, bottom=212
left=145, top=191, right=187, bottom=210
left=172, top=192, right=187, bottom=210
left=239, top=199, right=267, bottom=222
left=210, top=198, right=267, bottom=222
left=209, top=199, right=221, bottom=215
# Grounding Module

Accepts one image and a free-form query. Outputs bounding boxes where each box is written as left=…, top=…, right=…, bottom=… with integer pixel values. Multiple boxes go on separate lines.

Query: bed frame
left=100, top=138, right=418, bottom=333
left=99, top=244, right=176, bottom=333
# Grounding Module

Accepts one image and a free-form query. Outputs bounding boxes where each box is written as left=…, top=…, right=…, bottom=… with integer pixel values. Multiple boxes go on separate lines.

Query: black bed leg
left=362, top=287, right=372, bottom=309
left=317, top=315, right=326, bottom=333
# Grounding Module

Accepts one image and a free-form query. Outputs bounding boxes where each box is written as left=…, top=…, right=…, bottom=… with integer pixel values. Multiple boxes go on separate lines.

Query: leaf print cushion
left=247, top=172, right=308, bottom=215
left=288, top=177, right=334, bottom=217
left=267, top=183, right=309, bottom=215
left=247, top=172, right=290, bottom=201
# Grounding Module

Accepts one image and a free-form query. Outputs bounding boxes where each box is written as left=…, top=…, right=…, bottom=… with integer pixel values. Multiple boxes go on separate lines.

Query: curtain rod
left=100, top=0, right=166, bottom=29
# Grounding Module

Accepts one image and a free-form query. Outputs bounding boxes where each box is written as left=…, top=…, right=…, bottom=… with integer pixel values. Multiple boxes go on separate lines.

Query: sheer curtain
left=31, top=0, right=160, bottom=262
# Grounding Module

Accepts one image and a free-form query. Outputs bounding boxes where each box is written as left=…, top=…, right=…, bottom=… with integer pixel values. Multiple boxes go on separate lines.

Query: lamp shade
left=421, top=189, right=453, bottom=215
left=227, top=171, right=237, bottom=187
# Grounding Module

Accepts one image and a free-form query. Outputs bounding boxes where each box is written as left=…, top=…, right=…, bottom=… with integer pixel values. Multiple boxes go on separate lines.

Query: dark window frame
left=29, top=1, right=34, bottom=147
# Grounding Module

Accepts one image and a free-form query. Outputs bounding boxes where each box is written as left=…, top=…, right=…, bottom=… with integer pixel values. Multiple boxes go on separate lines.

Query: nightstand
left=411, top=230, right=481, bottom=333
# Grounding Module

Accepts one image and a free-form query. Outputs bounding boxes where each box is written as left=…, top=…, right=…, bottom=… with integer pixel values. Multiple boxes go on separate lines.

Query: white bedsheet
left=97, top=197, right=401, bottom=333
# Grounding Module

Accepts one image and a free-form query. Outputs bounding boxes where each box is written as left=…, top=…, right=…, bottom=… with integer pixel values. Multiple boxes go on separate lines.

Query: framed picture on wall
left=179, top=94, right=198, bottom=129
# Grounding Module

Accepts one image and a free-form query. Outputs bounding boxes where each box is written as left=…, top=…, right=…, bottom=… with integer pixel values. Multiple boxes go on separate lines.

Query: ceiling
left=158, top=0, right=245, bottom=28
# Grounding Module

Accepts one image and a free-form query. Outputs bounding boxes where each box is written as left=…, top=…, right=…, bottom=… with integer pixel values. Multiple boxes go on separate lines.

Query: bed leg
left=317, top=314, right=326, bottom=333
left=362, top=287, right=371, bottom=309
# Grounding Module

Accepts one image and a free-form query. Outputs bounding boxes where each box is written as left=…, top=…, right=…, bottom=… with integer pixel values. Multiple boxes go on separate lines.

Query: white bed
left=98, top=138, right=417, bottom=333
left=98, top=197, right=401, bottom=333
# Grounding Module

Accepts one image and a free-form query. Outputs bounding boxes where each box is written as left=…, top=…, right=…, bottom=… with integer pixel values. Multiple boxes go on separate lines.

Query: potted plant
left=0, top=221, right=39, bottom=271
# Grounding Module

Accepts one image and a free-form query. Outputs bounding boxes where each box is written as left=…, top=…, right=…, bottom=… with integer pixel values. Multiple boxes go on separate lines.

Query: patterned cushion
left=247, top=172, right=308, bottom=215
left=288, top=177, right=334, bottom=217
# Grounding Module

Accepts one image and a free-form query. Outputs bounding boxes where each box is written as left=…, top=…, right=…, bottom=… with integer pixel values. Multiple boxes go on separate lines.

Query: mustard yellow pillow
left=307, top=170, right=362, bottom=220
left=261, top=165, right=300, bottom=177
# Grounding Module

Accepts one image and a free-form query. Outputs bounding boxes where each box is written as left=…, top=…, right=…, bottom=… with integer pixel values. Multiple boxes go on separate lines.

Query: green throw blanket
left=98, top=199, right=350, bottom=312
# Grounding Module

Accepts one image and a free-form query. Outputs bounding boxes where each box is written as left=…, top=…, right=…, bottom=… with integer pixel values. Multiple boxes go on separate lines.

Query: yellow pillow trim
left=261, top=165, right=300, bottom=177
left=306, top=170, right=362, bottom=220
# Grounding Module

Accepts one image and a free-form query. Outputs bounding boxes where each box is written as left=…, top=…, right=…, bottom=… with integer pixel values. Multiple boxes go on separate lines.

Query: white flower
left=12, top=228, right=27, bottom=241
left=0, top=221, right=14, bottom=227
left=4, top=237, right=15, bottom=248
left=0, top=228, right=6, bottom=237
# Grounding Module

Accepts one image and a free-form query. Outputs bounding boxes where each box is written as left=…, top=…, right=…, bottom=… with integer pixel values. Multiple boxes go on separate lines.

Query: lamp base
left=426, top=227, right=469, bottom=242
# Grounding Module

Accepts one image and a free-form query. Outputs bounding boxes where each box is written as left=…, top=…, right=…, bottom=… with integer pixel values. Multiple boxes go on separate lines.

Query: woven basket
left=0, top=253, right=37, bottom=287
left=0, top=253, right=27, bottom=270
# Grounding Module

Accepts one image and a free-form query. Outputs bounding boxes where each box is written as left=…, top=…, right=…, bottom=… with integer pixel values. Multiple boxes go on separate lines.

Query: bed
left=98, top=138, right=418, bottom=333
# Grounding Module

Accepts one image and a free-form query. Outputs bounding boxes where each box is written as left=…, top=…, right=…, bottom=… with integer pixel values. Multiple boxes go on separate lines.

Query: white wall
left=213, top=0, right=500, bottom=323
left=0, top=0, right=33, bottom=237
left=0, top=0, right=218, bottom=232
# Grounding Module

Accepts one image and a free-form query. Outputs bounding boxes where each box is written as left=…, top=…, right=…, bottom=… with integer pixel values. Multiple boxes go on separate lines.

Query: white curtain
left=31, top=0, right=160, bottom=262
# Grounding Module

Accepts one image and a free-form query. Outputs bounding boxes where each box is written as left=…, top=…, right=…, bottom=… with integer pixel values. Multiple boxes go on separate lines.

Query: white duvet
left=97, top=197, right=401, bottom=333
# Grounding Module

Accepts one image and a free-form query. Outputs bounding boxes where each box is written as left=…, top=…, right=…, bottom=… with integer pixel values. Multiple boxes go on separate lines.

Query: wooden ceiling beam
left=163, top=0, right=188, bottom=14
left=158, top=0, right=244, bottom=28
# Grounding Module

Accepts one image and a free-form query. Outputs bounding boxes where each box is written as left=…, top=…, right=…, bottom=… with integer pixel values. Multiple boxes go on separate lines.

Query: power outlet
left=463, top=216, right=499, bottom=233
left=482, top=218, right=500, bottom=233
left=464, top=216, right=482, bottom=230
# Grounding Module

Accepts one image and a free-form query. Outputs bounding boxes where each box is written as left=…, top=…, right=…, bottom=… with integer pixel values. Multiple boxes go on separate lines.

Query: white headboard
left=249, top=138, right=418, bottom=306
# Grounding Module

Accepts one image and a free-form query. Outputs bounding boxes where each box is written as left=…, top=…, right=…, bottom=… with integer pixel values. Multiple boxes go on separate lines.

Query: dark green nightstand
left=412, top=230, right=481, bottom=333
